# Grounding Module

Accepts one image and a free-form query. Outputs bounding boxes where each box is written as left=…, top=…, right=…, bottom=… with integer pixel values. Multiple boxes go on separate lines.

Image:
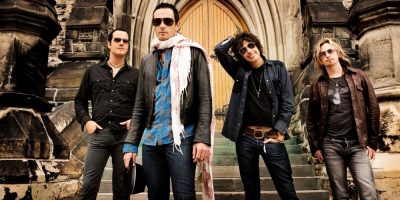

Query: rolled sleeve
left=123, top=143, right=138, bottom=154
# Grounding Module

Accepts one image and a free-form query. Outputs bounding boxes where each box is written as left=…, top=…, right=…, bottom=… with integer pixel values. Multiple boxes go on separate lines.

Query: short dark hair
left=107, top=29, right=129, bottom=42
left=232, top=32, right=264, bottom=60
left=153, top=3, right=179, bottom=23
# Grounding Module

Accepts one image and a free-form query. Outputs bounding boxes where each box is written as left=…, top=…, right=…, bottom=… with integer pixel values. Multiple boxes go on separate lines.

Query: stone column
left=0, top=0, right=69, bottom=161
left=0, top=0, right=76, bottom=198
left=349, top=1, right=400, bottom=198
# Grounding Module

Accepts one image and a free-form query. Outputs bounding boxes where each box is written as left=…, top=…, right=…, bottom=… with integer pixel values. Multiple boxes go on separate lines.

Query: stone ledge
left=372, top=153, right=400, bottom=178
left=0, top=179, right=80, bottom=199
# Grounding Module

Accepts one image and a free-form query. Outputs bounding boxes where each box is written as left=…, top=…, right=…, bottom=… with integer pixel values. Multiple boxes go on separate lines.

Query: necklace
left=108, top=61, right=124, bottom=77
left=250, top=69, right=264, bottom=98
left=108, top=61, right=124, bottom=69
left=328, top=73, right=343, bottom=87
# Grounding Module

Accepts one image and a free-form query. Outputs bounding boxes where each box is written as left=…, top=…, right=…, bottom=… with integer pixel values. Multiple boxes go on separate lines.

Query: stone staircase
left=97, top=134, right=329, bottom=199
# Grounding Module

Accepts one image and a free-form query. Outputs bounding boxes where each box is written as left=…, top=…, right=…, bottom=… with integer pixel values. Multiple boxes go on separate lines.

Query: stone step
left=211, top=144, right=303, bottom=155
left=212, top=165, right=315, bottom=178
left=207, top=154, right=308, bottom=166
left=106, top=154, right=307, bottom=167
left=126, top=144, right=303, bottom=158
left=97, top=190, right=329, bottom=200
left=102, top=165, right=315, bottom=180
left=99, top=176, right=321, bottom=193
left=211, top=177, right=321, bottom=191
left=105, top=147, right=307, bottom=168
left=213, top=135, right=300, bottom=146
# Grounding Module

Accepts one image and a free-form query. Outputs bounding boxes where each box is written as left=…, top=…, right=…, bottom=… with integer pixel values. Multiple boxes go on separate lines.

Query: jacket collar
left=317, top=65, right=357, bottom=82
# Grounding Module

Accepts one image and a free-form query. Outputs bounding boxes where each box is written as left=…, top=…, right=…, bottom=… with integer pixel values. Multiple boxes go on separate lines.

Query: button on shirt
left=75, top=62, right=138, bottom=131
left=123, top=49, right=194, bottom=153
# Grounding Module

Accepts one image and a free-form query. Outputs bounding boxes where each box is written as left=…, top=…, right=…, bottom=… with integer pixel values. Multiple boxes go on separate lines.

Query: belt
left=243, top=126, right=281, bottom=140
left=324, top=136, right=359, bottom=145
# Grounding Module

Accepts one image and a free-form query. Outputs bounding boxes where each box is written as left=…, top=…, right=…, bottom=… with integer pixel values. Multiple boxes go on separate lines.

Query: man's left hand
left=366, top=146, right=376, bottom=160
left=120, top=119, right=131, bottom=129
left=192, top=143, right=211, bottom=163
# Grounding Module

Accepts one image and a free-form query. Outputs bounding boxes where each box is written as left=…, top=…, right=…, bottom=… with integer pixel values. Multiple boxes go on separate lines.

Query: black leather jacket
left=124, top=47, right=212, bottom=146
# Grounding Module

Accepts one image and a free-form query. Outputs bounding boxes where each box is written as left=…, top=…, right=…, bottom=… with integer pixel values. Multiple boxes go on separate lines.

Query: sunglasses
left=152, top=18, right=175, bottom=26
left=319, top=49, right=336, bottom=57
left=239, top=42, right=256, bottom=55
left=113, top=37, right=129, bottom=44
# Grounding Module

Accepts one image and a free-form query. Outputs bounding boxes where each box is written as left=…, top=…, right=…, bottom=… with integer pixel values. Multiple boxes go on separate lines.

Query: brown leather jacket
left=306, top=66, right=380, bottom=155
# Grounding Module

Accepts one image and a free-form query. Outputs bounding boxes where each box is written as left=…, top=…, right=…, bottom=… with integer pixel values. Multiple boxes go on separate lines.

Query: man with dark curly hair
left=214, top=32, right=298, bottom=200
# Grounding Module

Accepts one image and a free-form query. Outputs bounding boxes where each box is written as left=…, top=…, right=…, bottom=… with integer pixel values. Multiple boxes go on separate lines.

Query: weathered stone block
left=335, top=27, right=351, bottom=38
left=55, top=156, right=84, bottom=179
left=72, top=134, right=89, bottom=162
left=0, top=109, right=51, bottom=159
left=360, top=34, right=395, bottom=88
left=0, top=180, right=80, bottom=199
left=61, top=120, right=84, bottom=151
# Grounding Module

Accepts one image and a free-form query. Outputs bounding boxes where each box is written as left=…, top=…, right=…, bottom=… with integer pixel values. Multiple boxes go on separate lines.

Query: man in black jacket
left=214, top=32, right=298, bottom=200
left=123, top=3, right=214, bottom=200
left=75, top=29, right=138, bottom=200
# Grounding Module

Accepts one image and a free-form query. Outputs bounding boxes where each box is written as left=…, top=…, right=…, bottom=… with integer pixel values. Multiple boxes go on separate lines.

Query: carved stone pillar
left=349, top=0, right=400, bottom=151
left=0, top=0, right=69, bottom=161
left=0, top=1, right=78, bottom=198
left=349, top=2, right=400, bottom=198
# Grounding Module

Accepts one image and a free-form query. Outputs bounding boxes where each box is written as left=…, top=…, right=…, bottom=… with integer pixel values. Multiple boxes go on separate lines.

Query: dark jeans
left=323, top=137, right=377, bottom=200
left=142, top=137, right=196, bottom=200
left=80, top=127, right=129, bottom=200
left=236, top=134, right=298, bottom=200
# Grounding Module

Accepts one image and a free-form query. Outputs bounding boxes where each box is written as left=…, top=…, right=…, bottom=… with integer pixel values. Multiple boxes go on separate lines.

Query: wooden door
left=179, top=0, right=248, bottom=130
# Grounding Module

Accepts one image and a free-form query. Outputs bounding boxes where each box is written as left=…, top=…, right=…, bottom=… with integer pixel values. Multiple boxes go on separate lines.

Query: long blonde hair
left=312, top=38, right=352, bottom=71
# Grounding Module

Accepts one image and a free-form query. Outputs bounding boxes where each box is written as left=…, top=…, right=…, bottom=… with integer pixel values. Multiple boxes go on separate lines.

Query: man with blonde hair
left=307, top=38, right=379, bottom=200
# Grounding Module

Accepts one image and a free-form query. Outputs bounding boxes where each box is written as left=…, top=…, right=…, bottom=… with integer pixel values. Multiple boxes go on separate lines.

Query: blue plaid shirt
left=123, top=49, right=194, bottom=153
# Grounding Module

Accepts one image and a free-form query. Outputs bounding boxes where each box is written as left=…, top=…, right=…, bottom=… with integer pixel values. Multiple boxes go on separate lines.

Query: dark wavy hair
left=107, top=29, right=129, bottom=42
left=232, top=32, right=264, bottom=60
left=153, top=3, right=180, bottom=23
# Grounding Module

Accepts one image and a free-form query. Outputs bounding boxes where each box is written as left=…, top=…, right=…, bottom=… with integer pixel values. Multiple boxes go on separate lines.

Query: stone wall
left=49, top=0, right=75, bottom=67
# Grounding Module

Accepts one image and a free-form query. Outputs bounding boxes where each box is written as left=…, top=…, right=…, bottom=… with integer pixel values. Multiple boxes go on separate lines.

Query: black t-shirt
left=243, top=65, right=273, bottom=127
left=326, top=75, right=357, bottom=139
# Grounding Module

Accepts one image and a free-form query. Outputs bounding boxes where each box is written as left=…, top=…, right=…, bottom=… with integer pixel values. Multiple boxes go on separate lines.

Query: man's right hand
left=123, top=152, right=137, bottom=169
left=84, top=120, right=103, bottom=134
left=313, top=150, right=324, bottom=161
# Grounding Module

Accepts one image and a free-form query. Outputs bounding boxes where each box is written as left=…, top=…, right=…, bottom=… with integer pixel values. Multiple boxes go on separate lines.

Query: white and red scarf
left=150, top=34, right=216, bottom=200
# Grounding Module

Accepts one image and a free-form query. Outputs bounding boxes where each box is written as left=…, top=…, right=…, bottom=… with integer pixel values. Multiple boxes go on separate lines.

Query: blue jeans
left=322, top=137, right=377, bottom=200
left=142, top=137, right=196, bottom=200
left=236, top=134, right=298, bottom=200
left=80, top=128, right=129, bottom=200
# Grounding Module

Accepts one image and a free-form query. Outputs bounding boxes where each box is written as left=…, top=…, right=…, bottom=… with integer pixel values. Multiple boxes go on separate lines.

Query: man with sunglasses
left=214, top=32, right=298, bottom=199
left=75, top=29, right=138, bottom=200
left=307, top=38, right=379, bottom=200
left=123, top=3, right=214, bottom=200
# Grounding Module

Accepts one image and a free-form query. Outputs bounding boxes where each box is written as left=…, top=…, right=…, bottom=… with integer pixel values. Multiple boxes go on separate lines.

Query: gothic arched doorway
left=179, top=0, right=249, bottom=130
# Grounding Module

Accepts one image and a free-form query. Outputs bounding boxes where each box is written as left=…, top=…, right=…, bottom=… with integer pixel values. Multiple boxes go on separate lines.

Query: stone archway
left=131, top=0, right=301, bottom=69
left=178, top=0, right=249, bottom=130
